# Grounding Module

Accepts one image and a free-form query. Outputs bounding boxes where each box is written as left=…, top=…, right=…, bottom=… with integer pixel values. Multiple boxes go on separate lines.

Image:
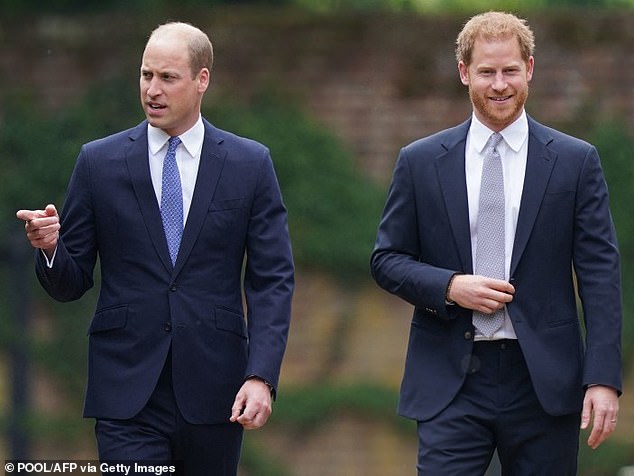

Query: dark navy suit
left=371, top=116, right=622, bottom=473
left=35, top=119, right=294, bottom=444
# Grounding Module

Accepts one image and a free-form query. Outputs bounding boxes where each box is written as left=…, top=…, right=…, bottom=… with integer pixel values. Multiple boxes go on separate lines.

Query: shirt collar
left=470, top=110, right=528, bottom=153
left=147, top=116, right=205, bottom=157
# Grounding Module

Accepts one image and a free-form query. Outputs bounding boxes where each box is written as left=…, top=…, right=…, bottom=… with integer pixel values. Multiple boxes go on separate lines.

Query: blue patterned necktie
left=160, top=136, right=183, bottom=265
left=473, top=132, right=506, bottom=337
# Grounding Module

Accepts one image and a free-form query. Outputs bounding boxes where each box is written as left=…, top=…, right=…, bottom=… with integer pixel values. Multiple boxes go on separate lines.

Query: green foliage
left=1, top=0, right=632, bottom=15
left=205, top=93, right=384, bottom=281
left=240, top=438, right=293, bottom=476
left=0, top=0, right=293, bottom=15
left=271, top=382, right=405, bottom=429
left=578, top=438, right=634, bottom=475
left=0, top=79, right=142, bottom=229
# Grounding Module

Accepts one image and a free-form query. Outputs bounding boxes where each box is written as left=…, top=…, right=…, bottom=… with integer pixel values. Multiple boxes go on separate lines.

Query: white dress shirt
left=148, top=116, right=204, bottom=224
left=465, top=111, right=529, bottom=340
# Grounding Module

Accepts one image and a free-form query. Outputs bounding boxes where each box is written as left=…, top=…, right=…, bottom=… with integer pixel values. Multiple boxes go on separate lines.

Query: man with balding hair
left=17, top=22, right=294, bottom=475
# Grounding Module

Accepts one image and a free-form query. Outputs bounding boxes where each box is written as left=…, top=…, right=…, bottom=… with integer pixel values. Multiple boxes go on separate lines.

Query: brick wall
left=3, top=8, right=633, bottom=185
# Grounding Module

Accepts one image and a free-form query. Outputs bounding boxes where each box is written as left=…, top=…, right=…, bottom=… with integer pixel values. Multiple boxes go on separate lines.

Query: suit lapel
left=436, top=120, right=473, bottom=273
left=125, top=122, right=173, bottom=273
left=173, top=120, right=227, bottom=275
left=510, top=118, right=557, bottom=275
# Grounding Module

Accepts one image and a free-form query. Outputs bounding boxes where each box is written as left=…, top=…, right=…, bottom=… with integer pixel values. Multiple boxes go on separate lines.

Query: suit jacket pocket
left=411, top=308, right=446, bottom=335
left=215, top=306, right=247, bottom=339
left=209, top=198, right=247, bottom=212
left=88, top=304, right=128, bottom=334
left=541, top=190, right=574, bottom=206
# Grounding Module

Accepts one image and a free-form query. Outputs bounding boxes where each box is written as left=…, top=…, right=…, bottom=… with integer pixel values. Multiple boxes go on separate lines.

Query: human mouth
left=490, top=96, right=512, bottom=102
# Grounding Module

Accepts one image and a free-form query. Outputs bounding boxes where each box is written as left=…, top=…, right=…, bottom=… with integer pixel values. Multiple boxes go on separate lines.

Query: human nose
left=491, top=72, right=507, bottom=91
left=145, top=77, right=161, bottom=98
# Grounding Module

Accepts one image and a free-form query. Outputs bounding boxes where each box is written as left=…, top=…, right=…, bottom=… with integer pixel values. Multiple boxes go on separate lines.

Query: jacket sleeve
left=370, top=147, right=460, bottom=320
left=573, top=145, right=623, bottom=393
left=243, top=148, right=294, bottom=392
left=36, top=146, right=97, bottom=302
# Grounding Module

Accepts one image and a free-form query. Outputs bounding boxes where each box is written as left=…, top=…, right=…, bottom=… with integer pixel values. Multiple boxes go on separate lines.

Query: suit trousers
left=416, top=339, right=580, bottom=476
left=95, top=350, right=244, bottom=476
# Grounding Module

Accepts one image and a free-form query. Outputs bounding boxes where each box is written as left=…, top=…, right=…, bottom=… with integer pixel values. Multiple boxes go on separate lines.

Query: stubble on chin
left=469, top=87, right=528, bottom=131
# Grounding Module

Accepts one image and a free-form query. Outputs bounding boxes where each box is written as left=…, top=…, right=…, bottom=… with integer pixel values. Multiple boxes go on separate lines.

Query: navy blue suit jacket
left=36, top=119, right=294, bottom=424
left=371, top=116, right=622, bottom=421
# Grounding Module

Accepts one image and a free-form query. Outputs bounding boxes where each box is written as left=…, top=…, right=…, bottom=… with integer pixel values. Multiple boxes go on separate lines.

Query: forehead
left=470, top=35, right=524, bottom=66
left=141, top=34, right=190, bottom=70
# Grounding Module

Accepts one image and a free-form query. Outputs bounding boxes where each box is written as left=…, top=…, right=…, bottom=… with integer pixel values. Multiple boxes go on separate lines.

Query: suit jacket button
left=169, top=284, right=177, bottom=292
left=164, top=322, right=172, bottom=332
left=464, top=331, right=473, bottom=340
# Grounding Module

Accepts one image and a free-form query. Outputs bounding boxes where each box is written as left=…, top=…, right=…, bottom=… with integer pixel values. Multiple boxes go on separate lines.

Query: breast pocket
left=202, top=198, right=249, bottom=245
left=208, top=198, right=247, bottom=212
left=541, top=190, right=574, bottom=207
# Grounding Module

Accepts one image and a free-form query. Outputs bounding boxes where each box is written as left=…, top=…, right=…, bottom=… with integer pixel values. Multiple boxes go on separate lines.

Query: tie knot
left=168, top=136, right=181, bottom=152
left=485, top=132, right=503, bottom=152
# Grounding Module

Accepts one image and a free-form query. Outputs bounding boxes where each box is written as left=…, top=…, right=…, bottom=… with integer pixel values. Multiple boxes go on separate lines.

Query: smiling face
left=140, top=28, right=209, bottom=137
left=458, top=35, right=534, bottom=132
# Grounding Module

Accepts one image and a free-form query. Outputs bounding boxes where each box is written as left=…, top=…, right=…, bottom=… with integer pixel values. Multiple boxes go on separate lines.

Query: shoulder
left=528, top=116, right=595, bottom=154
left=81, top=122, right=146, bottom=153
left=401, top=120, right=470, bottom=157
left=203, top=119, right=270, bottom=159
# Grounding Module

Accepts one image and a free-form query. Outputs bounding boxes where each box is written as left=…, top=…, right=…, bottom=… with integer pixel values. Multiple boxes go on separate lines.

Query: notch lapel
left=510, top=119, right=557, bottom=275
left=125, top=122, right=173, bottom=273
left=436, top=120, right=473, bottom=273
left=173, top=121, right=227, bottom=275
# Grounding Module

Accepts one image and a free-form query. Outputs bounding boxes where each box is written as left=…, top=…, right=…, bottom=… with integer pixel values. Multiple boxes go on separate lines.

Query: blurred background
left=1, top=0, right=633, bottom=474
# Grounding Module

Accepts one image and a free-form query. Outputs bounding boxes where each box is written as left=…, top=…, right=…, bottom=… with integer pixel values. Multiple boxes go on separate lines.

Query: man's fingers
left=236, top=405, right=270, bottom=430
left=587, top=417, right=615, bottom=449
left=17, top=205, right=59, bottom=225
left=582, top=386, right=619, bottom=449
left=229, top=381, right=272, bottom=430
left=16, top=209, right=37, bottom=222
left=580, top=404, right=591, bottom=429
left=230, top=395, right=245, bottom=423
left=44, top=204, right=58, bottom=217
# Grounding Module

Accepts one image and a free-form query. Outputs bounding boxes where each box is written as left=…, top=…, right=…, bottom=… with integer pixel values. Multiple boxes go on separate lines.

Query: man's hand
left=16, top=204, right=60, bottom=259
left=448, top=274, right=514, bottom=313
left=230, top=378, right=273, bottom=430
left=581, top=385, right=619, bottom=449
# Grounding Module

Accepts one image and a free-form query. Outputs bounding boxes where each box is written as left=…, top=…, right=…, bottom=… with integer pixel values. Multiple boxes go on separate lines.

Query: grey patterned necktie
left=160, top=136, right=183, bottom=265
left=473, top=132, right=505, bottom=337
